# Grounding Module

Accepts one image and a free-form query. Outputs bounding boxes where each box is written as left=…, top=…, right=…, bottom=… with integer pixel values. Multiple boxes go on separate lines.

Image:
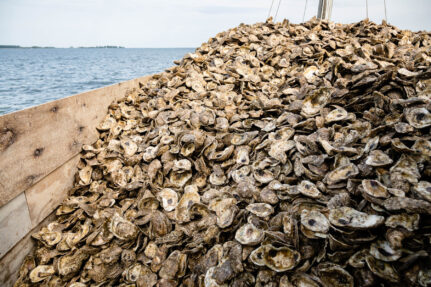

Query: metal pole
left=317, top=0, right=333, bottom=20
left=384, top=0, right=387, bottom=22
left=302, top=0, right=308, bottom=22
left=366, top=0, right=369, bottom=18
left=268, top=0, right=275, bottom=19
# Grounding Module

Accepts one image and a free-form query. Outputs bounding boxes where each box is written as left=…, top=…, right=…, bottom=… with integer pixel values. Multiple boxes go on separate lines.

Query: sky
left=0, top=0, right=430, bottom=48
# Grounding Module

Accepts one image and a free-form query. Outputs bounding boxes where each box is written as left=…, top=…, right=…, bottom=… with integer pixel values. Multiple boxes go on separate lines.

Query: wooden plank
left=0, top=212, right=56, bottom=287
left=0, top=193, right=32, bottom=259
left=0, top=75, right=150, bottom=207
left=25, top=154, right=80, bottom=228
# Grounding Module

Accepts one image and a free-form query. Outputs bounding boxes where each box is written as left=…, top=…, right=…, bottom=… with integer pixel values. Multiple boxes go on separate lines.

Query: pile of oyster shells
left=15, top=17, right=431, bottom=287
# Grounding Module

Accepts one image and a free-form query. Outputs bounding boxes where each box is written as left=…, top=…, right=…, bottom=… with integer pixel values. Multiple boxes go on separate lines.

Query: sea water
left=0, top=48, right=194, bottom=115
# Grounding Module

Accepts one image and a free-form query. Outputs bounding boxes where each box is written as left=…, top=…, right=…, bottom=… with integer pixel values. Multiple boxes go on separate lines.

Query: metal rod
left=317, top=0, right=333, bottom=20
left=384, top=0, right=387, bottom=22
left=302, top=0, right=308, bottom=22
left=274, top=0, right=282, bottom=21
left=268, top=0, right=275, bottom=19
left=366, top=0, right=368, bottom=18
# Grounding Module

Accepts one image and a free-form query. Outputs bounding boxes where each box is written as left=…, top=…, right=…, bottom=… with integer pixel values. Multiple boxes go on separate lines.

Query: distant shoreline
left=0, top=45, right=194, bottom=49
left=0, top=45, right=125, bottom=49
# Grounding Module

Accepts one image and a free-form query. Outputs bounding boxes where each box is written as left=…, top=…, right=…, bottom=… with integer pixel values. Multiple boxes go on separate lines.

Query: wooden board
left=25, top=154, right=80, bottom=228
left=0, top=193, right=32, bottom=259
left=0, top=212, right=56, bottom=287
left=0, top=76, right=150, bottom=207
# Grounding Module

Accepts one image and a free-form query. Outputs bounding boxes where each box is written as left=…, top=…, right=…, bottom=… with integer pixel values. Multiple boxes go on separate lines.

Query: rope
left=383, top=0, right=387, bottom=22
left=302, top=0, right=308, bottom=22
left=268, top=0, right=275, bottom=19
left=365, top=0, right=368, bottom=19
left=274, top=0, right=282, bottom=21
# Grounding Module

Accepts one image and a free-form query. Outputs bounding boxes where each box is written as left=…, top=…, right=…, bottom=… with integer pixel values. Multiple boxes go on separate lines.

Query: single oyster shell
left=205, top=267, right=228, bottom=287
left=369, top=241, right=402, bottom=262
left=170, top=170, right=193, bottom=188
left=172, top=159, right=192, bottom=172
left=385, top=213, right=420, bottom=231
left=235, top=223, right=264, bottom=245
left=365, top=150, right=393, bottom=166
left=413, top=181, right=431, bottom=202
left=412, top=139, right=431, bottom=157
left=253, top=169, right=275, bottom=184
left=362, top=179, right=389, bottom=198
left=365, top=255, right=399, bottom=283
left=290, top=273, right=320, bottom=287
left=156, top=188, right=179, bottom=212
left=110, top=214, right=138, bottom=240
left=325, top=163, right=359, bottom=185
left=300, top=209, right=330, bottom=234
left=235, top=146, right=250, bottom=165
left=246, top=203, right=274, bottom=218
left=79, top=166, right=93, bottom=185
left=329, top=207, right=384, bottom=229
left=348, top=249, right=368, bottom=268
left=142, top=146, right=158, bottom=162
left=404, top=107, right=431, bottom=129
left=120, top=138, right=138, bottom=157
left=29, top=265, right=55, bottom=283
left=176, top=186, right=201, bottom=223
left=209, top=198, right=238, bottom=228
left=419, top=269, right=431, bottom=287
left=394, top=122, right=414, bottom=134
left=209, top=166, right=227, bottom=185
left=383, top=197, right=431, bottom=214
left=298, top=180, right=321, bottom=198
left=268, top=140, right=295, bottom=164
left=317, top=263, right=354, bottom=287
left=123, top=263, right=157, bottom=286
left=301, top=88, right=330, bottom=118
left=325, top=106, right=348, bottom=123
left=250, top=245, right=301, bottom=272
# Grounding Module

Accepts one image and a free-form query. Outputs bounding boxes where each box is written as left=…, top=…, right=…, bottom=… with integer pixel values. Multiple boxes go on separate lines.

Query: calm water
left=0, top=48, right=194, bottom=115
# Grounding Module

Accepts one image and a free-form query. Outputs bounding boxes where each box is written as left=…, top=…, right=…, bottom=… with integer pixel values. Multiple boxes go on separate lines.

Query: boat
left=1, top=1, right=390, bottom=285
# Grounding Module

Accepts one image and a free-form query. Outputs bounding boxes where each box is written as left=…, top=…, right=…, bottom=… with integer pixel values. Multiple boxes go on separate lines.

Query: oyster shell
left=325, top=163, right=359, bottom=185
left=405, top=107, right=431, bottom=129
left=110, top=213, right=138, bottom=240
left=250, top=245, right=301, bottom=272
left=235, top=223, right=264, bottom=245
left=157, top=188, right=179, bottom=212
left=385, top=213, right=420, bottom=231
left=369, top=241, right=402, bottom=262
left=300, top=209, right=330, bottom=235
left=413, top=181, right=431, bottom=202
left=29, top=265, right=55, bottom=283
left=246, top=203, right=274, bottom=218
left=365, top=150, right=393, bottom=166
left=362, top=179, right=389, bottom=198
left=329, top=207, right=384, bottom=229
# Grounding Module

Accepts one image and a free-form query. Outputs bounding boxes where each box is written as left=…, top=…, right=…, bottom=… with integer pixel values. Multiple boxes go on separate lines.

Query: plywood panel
left=25, top=154, right=80, bottom=228
left=0, top=75, right=150, bottom=207
left=0, top=212, right=56, bottom=287
left=0, top=193, right=32, bottom=258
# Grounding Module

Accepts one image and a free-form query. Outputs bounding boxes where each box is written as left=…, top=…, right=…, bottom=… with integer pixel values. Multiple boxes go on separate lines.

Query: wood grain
left=0, top=193, right=32, bottom=259
left=0, top=75, right=150, bottom=207
left=25, top=154, right=80, bottom=228
left=0, top=212, right=56, bottom=287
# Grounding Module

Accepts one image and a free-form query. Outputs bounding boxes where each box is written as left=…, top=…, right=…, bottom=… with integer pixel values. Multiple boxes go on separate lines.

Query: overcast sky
left=0, top=0, right=430, bottom=48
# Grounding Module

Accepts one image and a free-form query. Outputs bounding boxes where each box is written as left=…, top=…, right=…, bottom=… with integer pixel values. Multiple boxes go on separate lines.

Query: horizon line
left=0, top=45, right=196, bottom=49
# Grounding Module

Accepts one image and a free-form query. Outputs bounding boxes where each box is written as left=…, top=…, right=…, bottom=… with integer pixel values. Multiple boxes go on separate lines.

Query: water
left=0, top=48, right=194, bottom=115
